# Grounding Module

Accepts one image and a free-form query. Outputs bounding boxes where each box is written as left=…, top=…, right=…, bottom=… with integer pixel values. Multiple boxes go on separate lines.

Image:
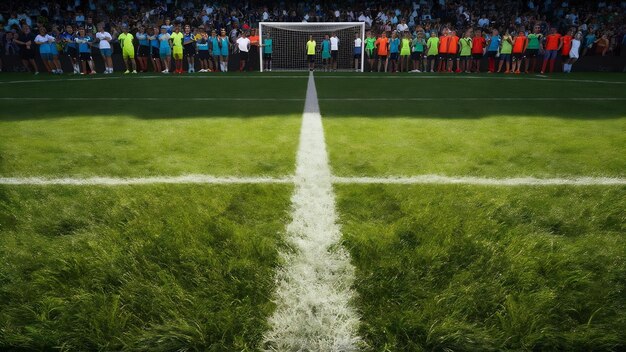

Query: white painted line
left=0, top=97, right=304, bottom=102
left=3, top=97, right=624, bottom=102
left=332, top=175, right=626, bottom=186
left=0, top=175, right=293, bottom=186
left=0, top=77, right=121, bottom=84
left=319, top=97, right=626, bottom=101
left=314, top=75, right=626, bottom=84
left=264, top=72, right=361, bottom=351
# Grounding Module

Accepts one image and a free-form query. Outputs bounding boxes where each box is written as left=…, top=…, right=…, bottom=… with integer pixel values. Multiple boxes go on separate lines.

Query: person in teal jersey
left=208, top=29, right=220, bottom=72
left=135, top=26, right=150, bottom=72
left=148, top=26, right=162, bottom=72
left=196, top=26, right=210, bottom=72
left=411, top=31, right=426, bottom=72
left=486, top=29, right=500, bottom=72
left=75, top=27, right=95, bottom=74
left=48, top=26, right=62, bottom=73
left=388, top=31, right=400, bottom=73
left=321, top=35, right=331, bottom=71
left=218, top=28, right=229, bottom=72
left=261, top=31, right=273, bottom=71
left=158, top=26, right=171, bottom=73
left=583, top=30, right=595, bottom=56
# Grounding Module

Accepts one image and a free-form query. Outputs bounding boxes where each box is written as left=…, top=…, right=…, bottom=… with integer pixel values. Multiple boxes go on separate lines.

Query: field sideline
left=1, top=72, right=625, bottom=351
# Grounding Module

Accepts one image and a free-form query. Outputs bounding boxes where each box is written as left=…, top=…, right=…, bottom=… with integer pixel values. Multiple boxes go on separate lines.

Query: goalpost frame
left=259, top=22, right=366, bottom=72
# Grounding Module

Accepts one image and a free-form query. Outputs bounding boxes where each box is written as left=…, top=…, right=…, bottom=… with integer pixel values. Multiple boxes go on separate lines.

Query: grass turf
left=0, top=184, right=291, bottom=351
left=0, top=75, right=306, bottom=177
left=318, top=74, right=626, bottom=178
left=336, top=184, right=626, bottom=351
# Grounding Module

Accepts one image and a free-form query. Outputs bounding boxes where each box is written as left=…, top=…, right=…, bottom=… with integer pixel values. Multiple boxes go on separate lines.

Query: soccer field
left=1, top=72, right=625, bottom=351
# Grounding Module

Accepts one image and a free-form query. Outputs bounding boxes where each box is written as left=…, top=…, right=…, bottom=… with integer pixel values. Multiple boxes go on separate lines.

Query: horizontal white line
left=319, top=97, right=626, bottom=101
left=332, top=175, right=626, bottom=186
left=314, top=75, right=626, bottom=84
left=0, top=175, right=293, bottom=185
left=0, top=77, right=121, bottom=84
left=0, top=97, right=304, bottom=102
left=2, top=175, right=624, bottom=186
left=3, top=97, right=623, bottom=102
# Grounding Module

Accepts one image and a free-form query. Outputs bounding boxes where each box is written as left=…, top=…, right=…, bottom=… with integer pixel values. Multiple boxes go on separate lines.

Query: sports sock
left=541, top=59, right=548, bottom=73
left=549, top=59, right=555, bottom=73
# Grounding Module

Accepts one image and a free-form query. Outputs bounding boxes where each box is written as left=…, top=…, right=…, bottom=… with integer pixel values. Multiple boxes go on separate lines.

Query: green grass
left=0, top=75, right=306, bottom=177
left=319, top=74, right=626, bottom=177
left=336, top=184, right=626, bottom=351
left=0, top=184, right=292, bottom=351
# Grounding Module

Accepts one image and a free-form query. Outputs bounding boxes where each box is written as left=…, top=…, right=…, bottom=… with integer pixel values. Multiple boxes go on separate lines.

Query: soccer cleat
left=124, top=70, right=130, bottom=74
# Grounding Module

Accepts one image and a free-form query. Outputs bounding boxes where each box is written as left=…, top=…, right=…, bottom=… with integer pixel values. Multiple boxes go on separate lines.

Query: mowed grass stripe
left=0, top=184, right=293, bottom=350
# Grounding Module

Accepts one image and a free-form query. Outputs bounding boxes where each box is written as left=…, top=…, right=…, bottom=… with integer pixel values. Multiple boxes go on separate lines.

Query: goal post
left=259, top=22, right=366, bottom=72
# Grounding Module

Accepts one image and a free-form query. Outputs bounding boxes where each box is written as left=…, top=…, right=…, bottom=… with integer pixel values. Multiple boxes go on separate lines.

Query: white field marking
left=332, top=175, right=626, bottom=186
left=318, top=97, right=626, bottom=101
left=263, top=72, right=360, bottom=351
left=536, top=74, right=549, bottom=78
left=137, top=75, right=307, bottom=79
left=0, top=97, right=304, bottom=102
left=0, top=175, right=293, bottom=186
left=0, top=77, right=121, bottom=84
left=314, top=75, right=626, bottom=84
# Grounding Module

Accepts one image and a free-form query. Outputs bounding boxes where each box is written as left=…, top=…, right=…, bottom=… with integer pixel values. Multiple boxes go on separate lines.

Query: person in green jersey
left=525, top=25, right=543, bottom=73
left=399, top=31, right=411, bottom=72
left=459, top=29, right=473, bottom=73
left=261, top=30, right=273, bottom=71
left=411, top=31, right=426, bottom=72
left=497, top=28, right=513, bottom=73
left=364, top=31, right=376, bottom=72
left=117, top=25, right=137, bottom=74
left=426, top=31, right=439, bottom=72
left=321, top=34, right=331, bottom=71
left=170, top=24, right=184, bottom=73
left=306, top=35, right=316, bottom=71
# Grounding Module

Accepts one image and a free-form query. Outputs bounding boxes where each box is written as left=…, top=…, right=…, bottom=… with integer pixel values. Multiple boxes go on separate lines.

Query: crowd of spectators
left=0, top=0, right=624, bottom=72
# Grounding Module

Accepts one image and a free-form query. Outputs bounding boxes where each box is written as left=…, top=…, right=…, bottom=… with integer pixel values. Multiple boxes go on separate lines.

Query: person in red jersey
left=448, top=30, right=460, bottom=73
left=511, top=30, right=528, bottom=74
left=560, top=29, right=574, bottom=72
left=471, top=29, right=485, bottom=73
left=438, top=28, right=450, bottom=72
left=540, top=27, right=562, bottom=74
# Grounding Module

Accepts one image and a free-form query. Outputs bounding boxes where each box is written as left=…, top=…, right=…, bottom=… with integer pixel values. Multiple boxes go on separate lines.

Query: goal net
left=259, top=22, right=365, bottom=72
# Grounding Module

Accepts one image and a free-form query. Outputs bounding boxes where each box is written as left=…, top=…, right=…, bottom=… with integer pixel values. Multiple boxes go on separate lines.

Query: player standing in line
left=388, top=31, right=400, bottom=73
left=321, top=35, right=331, bottom=71
left=148, top=27, right=162, bottom=73
left=170, top=24, right=184, bottom=74
left=511, top=30, right=527, bottom=74
left=118, top=25, right=137, bottom=74
left=35, top=27, right=54, bottom=73
left=96, top=24, right=113, bottom=74
left=50, top=26, right=64, bottom=74
left=560, top=29, right=573, bottom=72
left=354, top=32, right=362, bottom=72
left=486, top=29, right=500, bottom=73
left=218, top=29, right=230, bottom=72
left=540, top=28, right=561, bottom=74
left=375, top=31, right=389, bottom=72
left=236, top=31, right=250, bottom=72
left=525, top=25, right=542, bottom=73
left=158, top=26, right=171, bottom=73
left=410, top=30, right=425, bottom=72
left=459, top=29, right=472, bottom=73
left=210, top=30, right=220, bottom=72
left=135, top=26, right=150, bottom=72
left=14, top=24, right=39, bottom=74
left=497, top=29, right=513, bottom=73
left=426, top=30, right=439, bottom=72
left=306, top=35, right=316, bottom=71
left=248, top=28, right=260, bottom=71
left=329, top=32, right=339, bottom=72
left=196, top=26, right=210, bottom=72
left=261, top=31, right=273, bottom=71
left=183, top=24, right=196, bottom=73
left=470, top=29, right=485, bottom=73
left=448, top=30, right=460, bottom=73
left=364, top=31, right=376, bottom=72
left=564, top=32, right=582, bottom=73
left=399, top=31, right=411, bottom=72
left=75, top=27, right=96, bottom=74
left=61, top=25, right=79, bottom=74
left=437, top=29, right=450, bottom=72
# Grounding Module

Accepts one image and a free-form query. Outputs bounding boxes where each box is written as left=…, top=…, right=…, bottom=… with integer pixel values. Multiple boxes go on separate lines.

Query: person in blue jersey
left=183, top=24, right=196, bottom=73
left=135, top=26, right=150, bottom=72
left=34, top=26, right=54, bottom=73
left=49, top=26, right=63, bottom=74
left=321, top=34, right=331, bottom=72
left=158, top=26, right=171, bottom=73
left=75, top=27, right=95, bottom=74
left=196, top=26, right=210, bottom=72
left=218, top=28, right=229, bottom=72
left=61, top=25, right=80, bottom=74
left=486, top=28, right=500, bottom=73
left=388, top=31, right=400, bottom=73
left=210, top=29, right=221, bottom=72
left=261, top=30, right=273, bottom=71
left=148, top=26, right=162, bottom=73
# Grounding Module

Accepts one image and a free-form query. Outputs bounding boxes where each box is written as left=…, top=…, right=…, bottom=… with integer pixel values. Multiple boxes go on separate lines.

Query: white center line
left=263, top=72, right=361, bottom=351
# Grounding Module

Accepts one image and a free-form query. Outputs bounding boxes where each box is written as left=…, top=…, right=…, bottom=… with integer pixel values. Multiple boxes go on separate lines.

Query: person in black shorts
left=183, top=24, right=196, bottom=73
left=14, top=24, right=38, bottom=74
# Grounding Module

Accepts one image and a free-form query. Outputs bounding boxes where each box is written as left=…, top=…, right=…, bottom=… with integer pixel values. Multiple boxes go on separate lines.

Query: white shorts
left=569, top=51, right=579, bottom=59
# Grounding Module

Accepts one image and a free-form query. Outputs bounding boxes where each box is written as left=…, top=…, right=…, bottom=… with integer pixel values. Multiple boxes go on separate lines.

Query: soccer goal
left=259, top=22, right=365, bottom=72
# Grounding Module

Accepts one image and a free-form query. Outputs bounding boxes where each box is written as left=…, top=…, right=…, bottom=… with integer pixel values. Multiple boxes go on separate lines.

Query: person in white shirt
left=329, top=32, right=339, bottom=71
left=397, top=19, right=409, bottom=33
left=34, top=27, right=55, bottom=73
left=236, top=31, right=250, bottom=72
left=95, top=25, right=113, bottom=73
left=565, top=32, right=582, bottom=73
left=353, top=32, right=362, bottom=72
